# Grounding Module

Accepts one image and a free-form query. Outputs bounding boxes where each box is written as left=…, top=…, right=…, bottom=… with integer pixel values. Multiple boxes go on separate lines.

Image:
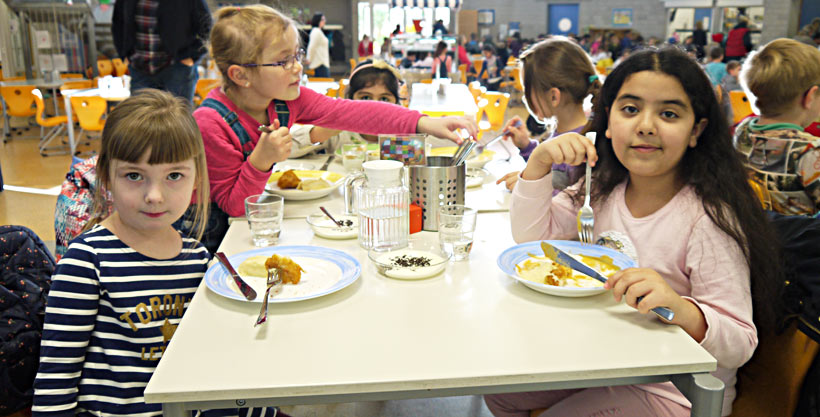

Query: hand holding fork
left=578, top=132, right=596, bottom=244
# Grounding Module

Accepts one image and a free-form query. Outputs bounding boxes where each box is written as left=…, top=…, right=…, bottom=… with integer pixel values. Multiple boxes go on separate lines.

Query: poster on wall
left=612, top=8, right=633, bottom=28
left=478, top=9, right=494, bottom=25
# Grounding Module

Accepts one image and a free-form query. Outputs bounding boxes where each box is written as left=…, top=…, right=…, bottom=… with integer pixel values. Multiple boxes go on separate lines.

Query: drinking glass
left=438, top=205, right=477, bottom=261
left=245, top=194, right=284, bottom=246
left=342, top=143, right=367, bottom=171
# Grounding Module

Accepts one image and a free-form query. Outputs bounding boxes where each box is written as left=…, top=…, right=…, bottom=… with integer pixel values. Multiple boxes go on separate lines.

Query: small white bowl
left=306, top=212, right=358, bottom=240
left=368, top=239, right=451, bottom=280
left=466, top=168, right=489, bottom=188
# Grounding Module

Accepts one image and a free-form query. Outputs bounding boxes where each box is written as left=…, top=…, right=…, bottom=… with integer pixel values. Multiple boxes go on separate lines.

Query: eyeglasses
left=237, top=49, right=305, bottom=71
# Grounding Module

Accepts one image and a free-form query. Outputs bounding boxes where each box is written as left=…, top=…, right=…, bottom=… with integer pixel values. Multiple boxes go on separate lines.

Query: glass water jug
left=344, top=160, right=409, bottom=251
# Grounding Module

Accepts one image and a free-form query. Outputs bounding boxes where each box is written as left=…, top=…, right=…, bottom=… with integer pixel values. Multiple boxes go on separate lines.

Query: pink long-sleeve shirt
left=510, top=173, right=756, bottom=417
left=195, top=86, right=423, bottom=217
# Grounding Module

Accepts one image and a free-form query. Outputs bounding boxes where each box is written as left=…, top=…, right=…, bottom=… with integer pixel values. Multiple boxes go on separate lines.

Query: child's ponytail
left=580, top=74, right=603, bottom=135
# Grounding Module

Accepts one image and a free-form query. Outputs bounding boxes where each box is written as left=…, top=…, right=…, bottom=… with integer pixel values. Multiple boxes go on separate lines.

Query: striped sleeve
left=32, top=241, right=101, bottom=417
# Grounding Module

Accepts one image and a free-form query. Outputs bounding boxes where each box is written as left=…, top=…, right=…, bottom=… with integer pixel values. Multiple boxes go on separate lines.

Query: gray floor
left=280, top=396, right=494, bottom=417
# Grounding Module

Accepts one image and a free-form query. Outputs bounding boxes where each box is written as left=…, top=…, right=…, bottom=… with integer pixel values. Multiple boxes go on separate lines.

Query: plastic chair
left=304, top=68, right=315, bottom=76
left=70, top=95, right=107, bottom=143
left=58, top=80, right=94, bottom=115
left=308, top=77, right=334, bottom=82
left=420, top=78, right=434, bottom=84
left=111, top=58, right=128, bottom=77
left=338, top=79, right=348, bottom=99
left=475, top=92, right=510, bottom=140
left=468, top=81, right=486, bottom=104
left=60, top=73, right=84, bottom=79
left=97, top=60, right=114, bottom=77
left=193, top=79, right=219, bottom=107
left=349, top=58, right=357, bottom=73
left=458, top=63, right=467, bottom=84
left=1, top=86, right=38, bottom=142
left=325, top=87, right=339, bottom=98
left=730, top=90, right=754, bottom=125
left=501, top=67, right=523, bottom=92
left=32, top=88, right=69, bottom=156
left=473, top=59, right=487, bottom=79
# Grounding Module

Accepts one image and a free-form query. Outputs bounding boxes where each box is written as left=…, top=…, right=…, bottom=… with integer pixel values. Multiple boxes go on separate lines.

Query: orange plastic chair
left=501, top=67, right=524, bottom=93
left=308, top=77, right=334, bottom=82
left=458, top=63, right=467, bottom=84
left=468, top=81, right=486, bottom=104
left=338, top=79, right=348, bottom=99
left=730, top=90, right=754, bottom=125
left=193, top=79, right=219, bottom=107
left=473, top=59, right=487, bottom=79
left=2, top=76, right=25, bottom=81
left=111, top=58, right=128, bottom=77
left=58, top=80, right=94, bottom=116
left=60, top=73, right=84, bottom=79
left=97, top=60, right=114, bottom=77
left=70, top=95, right=107, bottom=142
left=420, top=78, right=434, bottom=84
left=32, top=88, right=69, bottom=155
left=1, top=86, right=38, bottom=142
left=349, top=58, right=357, bottom=73
left=304, top=68, right=315, bottom=76
left=475, top=92, right=510, bottom=140
left=325, top=87, right=339, bottom=98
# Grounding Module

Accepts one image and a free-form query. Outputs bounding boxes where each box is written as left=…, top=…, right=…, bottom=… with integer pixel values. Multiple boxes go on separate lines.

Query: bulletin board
left=478, top=9, right=495, bottom=25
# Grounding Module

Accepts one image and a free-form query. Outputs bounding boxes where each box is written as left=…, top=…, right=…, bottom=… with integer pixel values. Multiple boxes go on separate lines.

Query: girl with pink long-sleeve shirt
left=485, top=47, right=781, bottom=417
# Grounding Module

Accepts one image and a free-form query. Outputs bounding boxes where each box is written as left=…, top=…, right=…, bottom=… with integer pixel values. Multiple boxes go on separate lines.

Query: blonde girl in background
left=293, top=59, right=407, bottom=154
left=195, top=5, right=477, bottom=251
left=485, top=47, right=781, bottom=417
left=496, top=37, right=601, bottom=192
left=33, top=90, right=280, bottom=417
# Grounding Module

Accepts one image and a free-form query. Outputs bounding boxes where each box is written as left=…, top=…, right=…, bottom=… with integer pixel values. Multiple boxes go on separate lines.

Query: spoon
left=320, top=206, right=344, bottom=227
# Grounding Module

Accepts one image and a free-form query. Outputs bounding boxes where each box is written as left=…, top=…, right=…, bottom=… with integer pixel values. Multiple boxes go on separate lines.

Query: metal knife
left=215, top=252, right=257, bottom=301
left=540, top=242, right=675, bottom=321
left=320, top=154, right=335, bottom=170
left=476, top=119, right=523, bottom=154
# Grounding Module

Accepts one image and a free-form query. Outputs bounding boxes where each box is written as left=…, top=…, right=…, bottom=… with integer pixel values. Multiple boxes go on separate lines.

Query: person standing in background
left=725, top=17, right=753, bottom=62
left=112, top=0, right=212, bottom=103
left=693, top=21, right=708, bottom=59
left=358, top=34, right=374, bottom=58
left=307, top=13, right=330, bottom=77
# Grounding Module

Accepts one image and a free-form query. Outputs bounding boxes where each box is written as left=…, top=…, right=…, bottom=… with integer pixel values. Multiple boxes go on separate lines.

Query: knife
left=215, top=252, right=257, bottom=301
left=540, top=242, right=675, bottom=321
left=476, top=119, right=524, bottom=154
left=320, top=154, right=335, bottom=170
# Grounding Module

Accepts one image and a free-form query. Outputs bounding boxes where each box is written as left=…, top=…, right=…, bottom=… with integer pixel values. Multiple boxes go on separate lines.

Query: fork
left=578, top=132, right=596, bottom=244
left=255, top=266, right=281, bottom=327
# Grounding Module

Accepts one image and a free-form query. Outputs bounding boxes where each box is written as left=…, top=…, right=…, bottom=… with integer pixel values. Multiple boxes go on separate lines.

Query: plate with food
left=368, top=239, right=450, bottom=280
left=496, top=240, right=636, bottom=297
left=205, top=246, right=361, bottom=303
left=428, top=146, right=496, bottom=169
left=265, top=169, right=345, bottom=200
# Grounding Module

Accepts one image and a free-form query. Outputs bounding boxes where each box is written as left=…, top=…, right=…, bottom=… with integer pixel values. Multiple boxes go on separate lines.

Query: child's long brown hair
left=88, top=89, right=210, bottom=242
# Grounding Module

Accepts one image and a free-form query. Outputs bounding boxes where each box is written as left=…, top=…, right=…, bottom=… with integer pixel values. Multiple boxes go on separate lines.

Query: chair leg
left=39, top=125, right=69, bottom=156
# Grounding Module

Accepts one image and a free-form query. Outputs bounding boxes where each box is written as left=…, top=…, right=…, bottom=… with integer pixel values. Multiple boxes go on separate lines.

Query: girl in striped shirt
left=33, top=90, right=275, bottom=416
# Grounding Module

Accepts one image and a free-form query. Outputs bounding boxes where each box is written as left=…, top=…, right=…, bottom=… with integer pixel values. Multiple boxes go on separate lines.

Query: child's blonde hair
left=210, top=5, right=298, bottom=91
left=743, top=38, right=820, bottom=116
left=90, top=89, right=210, bottom=242
left=519, top=36, right=601, bottom=131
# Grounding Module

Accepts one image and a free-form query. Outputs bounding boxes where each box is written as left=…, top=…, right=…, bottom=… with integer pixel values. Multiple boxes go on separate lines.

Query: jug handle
left=344, top=171, right=367, bottom=215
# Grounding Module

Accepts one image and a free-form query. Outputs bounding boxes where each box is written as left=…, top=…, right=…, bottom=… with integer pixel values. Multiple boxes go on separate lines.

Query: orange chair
left=60, top=73, right=85, bottom=79
left=32, top=88, right=69, bottom=155
left=1, top=86, right=38, bottom=142
left=472, top=59, right=487, bottom=79
left=338, top=79, right=348, bottom=99
left=468, top=81, right=486, bottom=104
left=193, top=78, right=219, bottom=107
left=325, top=87, right=339, bottom=98
left=307, top=77, right=335, bottom=82
left=97, top=60, right=114, bottom=77
left=730, top=90, right=754, bottom=125
left=304, top=68, right=315, bottom=76
left=111, top=58, right=128, bottom=77
left=475, top=92, right=510, bottom=140
left=501, top=67, right=523, bottom=93
left=349, top=58, right=357, bottom=73
left=58, top=80, right=94, bottom=116
left=458, top=63, right=467, bottom=84
left=420, top=78, right=434, bottom=84
left=70, top=95, right=107, bottom=143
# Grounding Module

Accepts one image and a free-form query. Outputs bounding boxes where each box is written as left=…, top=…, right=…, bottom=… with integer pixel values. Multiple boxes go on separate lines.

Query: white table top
left=144, top=212, right=717, bottom=411
left=0, top=78, right=67, bottom=88
left=409, top=83, right=478, bottom=117
left=62, top=87, right=130, bottom=101
left=305, top=81, right=339, bottom=95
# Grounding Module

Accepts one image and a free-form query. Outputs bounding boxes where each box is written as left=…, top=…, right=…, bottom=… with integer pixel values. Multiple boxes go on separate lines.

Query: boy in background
left=722, top=61, right=743, bottom=92
left=705, top=45, right=727, bottom=86
left=733, top=38, right=820, bottom=217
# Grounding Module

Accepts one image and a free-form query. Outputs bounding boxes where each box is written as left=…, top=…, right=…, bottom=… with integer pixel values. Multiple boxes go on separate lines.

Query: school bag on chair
left=54, top=155, right=112, bottom=260
left=0, top=226, right=55, bottom=415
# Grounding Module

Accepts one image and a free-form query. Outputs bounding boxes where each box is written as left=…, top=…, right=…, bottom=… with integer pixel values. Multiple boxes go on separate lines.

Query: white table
left=61, top=87, right=130, bottom=155
left=305, top=81, right=339, bottom=96
left=409, top=83, right=478, bottom=119
left=144, top=212, right=724, bottom=417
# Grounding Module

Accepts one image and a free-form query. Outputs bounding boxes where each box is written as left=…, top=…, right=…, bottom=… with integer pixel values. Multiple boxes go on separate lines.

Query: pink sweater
left=510, top=174, right=756, bottom=417
left=195, top=87, right=423, bottom=217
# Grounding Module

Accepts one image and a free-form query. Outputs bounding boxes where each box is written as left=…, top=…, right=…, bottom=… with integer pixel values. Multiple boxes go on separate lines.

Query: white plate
left=496, top=240, right=637, bottom=297
left=265, top=170, right=345, bottom=200
left=290, top=143, right=326, bottom=158
left=205, top=246, right=361, bottom=303
left=466, top=168, right=489, bottom=188
left=273, top=161, right=317, bottom=171
left=369, top=241, right=450, bottom=280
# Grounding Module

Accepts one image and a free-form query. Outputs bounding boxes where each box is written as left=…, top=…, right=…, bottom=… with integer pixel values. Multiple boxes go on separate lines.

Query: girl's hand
left=495, top=171, right=520, bottom=191
left=502, top=116, right=530, bottom=150
left=417, top=116, right=479, bottom=143
left=606, top=268, right=682, bottom=318
left=520, top=132, right=597, bottom=181
left=249, top=119, right=292, bottom=172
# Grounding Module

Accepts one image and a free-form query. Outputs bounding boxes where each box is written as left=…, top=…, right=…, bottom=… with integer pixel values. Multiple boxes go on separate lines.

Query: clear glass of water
left=342, top=143, right=367, bottom=171
left=438, top=205, right=477, bottom=261
left=245, top=194, right=284, bottom=247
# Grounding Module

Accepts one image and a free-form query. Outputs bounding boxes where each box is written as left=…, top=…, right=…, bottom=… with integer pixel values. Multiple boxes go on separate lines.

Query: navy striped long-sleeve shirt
left=32, top=226, right=278, bottom=417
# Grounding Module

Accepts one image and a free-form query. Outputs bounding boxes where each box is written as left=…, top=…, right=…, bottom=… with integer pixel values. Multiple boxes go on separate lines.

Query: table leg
left=2, top=96, right=8, bottom=140
left=51, top=87, right=60, bottom=116
left=64, top=94, right=75, bottom=155
left=671, top=372, right=724, bottom=417
left=162, top=402, right=187, bottom=417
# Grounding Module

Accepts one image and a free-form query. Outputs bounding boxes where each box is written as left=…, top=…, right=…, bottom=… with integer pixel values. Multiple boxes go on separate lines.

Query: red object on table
left=409, top=204, right=422, bottom=234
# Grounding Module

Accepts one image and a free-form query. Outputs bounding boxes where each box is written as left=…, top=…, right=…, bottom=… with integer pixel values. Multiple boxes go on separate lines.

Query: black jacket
left=112, top=0, right=212, bottom=63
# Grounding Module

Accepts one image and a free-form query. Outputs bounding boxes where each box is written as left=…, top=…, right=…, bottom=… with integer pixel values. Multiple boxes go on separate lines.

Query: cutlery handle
left=636, top=295, right=675, bottom=321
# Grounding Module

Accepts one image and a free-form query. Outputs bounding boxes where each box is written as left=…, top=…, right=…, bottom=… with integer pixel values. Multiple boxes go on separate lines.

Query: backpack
left=0, top=226, right=55, bottom=414
left=54, top=156, right=111, bottom=260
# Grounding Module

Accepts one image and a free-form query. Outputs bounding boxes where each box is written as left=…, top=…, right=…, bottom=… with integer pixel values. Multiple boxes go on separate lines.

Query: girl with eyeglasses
left=496, top=37, right=602, bottom=192
left=194, top=5, right=477, bottom=251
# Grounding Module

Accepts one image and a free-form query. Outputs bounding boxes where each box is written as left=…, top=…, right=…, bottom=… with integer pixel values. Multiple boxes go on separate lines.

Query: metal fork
left=577, top=132, right=596, bottom=244
left=255, top=267, right=281, bottom=327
